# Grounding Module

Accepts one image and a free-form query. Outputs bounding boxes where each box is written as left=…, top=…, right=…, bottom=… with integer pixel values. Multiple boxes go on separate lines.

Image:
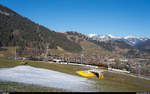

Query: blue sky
left=0, top=0, right=150, bottom=37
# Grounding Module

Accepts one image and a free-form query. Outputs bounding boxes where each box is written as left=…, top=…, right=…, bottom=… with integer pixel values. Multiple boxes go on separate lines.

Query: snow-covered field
left=0, top=66, right=99, bottom=92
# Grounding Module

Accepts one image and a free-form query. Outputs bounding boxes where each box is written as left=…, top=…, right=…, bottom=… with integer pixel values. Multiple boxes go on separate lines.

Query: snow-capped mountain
left=122, top=37, right=149, bottom=46
left=87, top=34, right=97, bottom=38
left=124, top=36, right=135, bottom=39
left=87, top=34, right=120, bottom=41
left=87, top=34, right=149, bottom=46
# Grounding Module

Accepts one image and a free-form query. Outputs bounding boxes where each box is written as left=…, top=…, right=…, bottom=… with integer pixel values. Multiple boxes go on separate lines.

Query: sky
left=0, top=0, right=150, bottom=37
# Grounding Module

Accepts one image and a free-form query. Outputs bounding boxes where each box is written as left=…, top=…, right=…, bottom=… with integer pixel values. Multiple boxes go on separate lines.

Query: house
left=108, top=58, right=115, bottom=62
left=120, top=58, right=128, bottom=62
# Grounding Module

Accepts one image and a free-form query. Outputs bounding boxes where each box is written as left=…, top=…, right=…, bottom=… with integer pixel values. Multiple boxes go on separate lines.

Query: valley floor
left=0, top=58, right=150, bottom=92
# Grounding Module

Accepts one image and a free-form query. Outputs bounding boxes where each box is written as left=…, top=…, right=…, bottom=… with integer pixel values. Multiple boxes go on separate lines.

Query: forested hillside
left=134, top=39, right=150, bottom=53
left=0, top=4, right=145, bottom=60
left=0, top=4, right=82, bottom=53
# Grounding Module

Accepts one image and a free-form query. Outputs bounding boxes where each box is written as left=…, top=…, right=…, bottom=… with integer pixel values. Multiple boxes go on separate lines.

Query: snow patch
left=0, top=66, right=99, bottom=92
left=0, top=10, right=10, bottom=16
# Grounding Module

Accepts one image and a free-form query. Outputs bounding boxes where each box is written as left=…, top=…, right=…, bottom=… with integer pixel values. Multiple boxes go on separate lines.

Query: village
left=12, top=49, right=150, bottom=80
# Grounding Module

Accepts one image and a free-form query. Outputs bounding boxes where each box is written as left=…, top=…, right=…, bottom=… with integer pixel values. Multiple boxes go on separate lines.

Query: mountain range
left=87, top=34, right=149, bottom=46
left=0, top=4, right=150, bottom=64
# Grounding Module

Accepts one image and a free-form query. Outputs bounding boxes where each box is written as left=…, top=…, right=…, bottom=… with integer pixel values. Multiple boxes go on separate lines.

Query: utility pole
left=15, top=46, right=16, bottom=60
left=36, top=25, right=40, bottom=58
left=136, top=62, right=141, bottom=76
left=138, top=64, right=141, bottom=76
left=44, top=43, right=49, bottom=62
left=80, top=54, right=84, bottom=64
left=62, top=54, right=64, bottom=61
left=107, top=63, right=110, bottom=69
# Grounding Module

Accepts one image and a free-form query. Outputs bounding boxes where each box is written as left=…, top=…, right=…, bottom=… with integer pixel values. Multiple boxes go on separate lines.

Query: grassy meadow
left=0, top=57, right=150, bottom=92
